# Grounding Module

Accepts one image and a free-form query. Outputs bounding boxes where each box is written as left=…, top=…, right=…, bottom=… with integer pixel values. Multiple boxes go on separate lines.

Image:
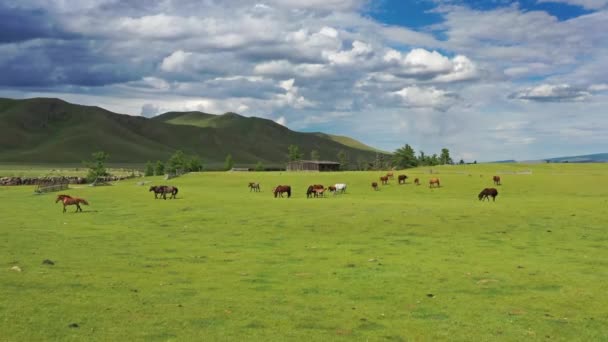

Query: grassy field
left=1, top=164, right=607, bottom=341
left=0, top=164, right=142, bottom=178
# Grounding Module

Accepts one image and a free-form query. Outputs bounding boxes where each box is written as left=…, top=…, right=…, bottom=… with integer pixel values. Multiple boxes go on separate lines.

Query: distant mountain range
left=0, top=97, right=385, bottom=167
left=543, top=153, right=608, bottom=163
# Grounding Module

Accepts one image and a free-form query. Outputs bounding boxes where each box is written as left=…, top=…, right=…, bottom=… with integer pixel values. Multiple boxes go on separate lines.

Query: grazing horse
left=414, top=178, right=420, bottom=186
left=372, top=182, right=379, bottom=191
left=149, top=185, right=166, bottom=199
left=328, top=185, right=337, bottom=194
left=478, top=188, right=498, bottom=201
left=306, top=185, right=316, bottom=198
left=386, top=172, right=394, bottom=179
left=334, top=183, right=347, bottom=193
left=314, top=187, right=326, bottom=197
left=274, top=185, right=291, bottom=198
left=429, top=178, right=440, bottom=188
left=248, top=182, right=261, bottom=192
left=398, top=175, right=408, bottom=184
left=161, top=186, right=178, bottom=199
left=493, top=176, right=501, bottom=185
left=55, top=194, right=89, bottom=213
left=380, top=176, right=389, bottom=185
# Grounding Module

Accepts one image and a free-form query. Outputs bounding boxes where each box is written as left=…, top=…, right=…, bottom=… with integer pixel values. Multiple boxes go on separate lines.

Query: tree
left=254, top=161, right=264, bottom=171
left=459, top=159, right=465, bottom=165
left=310, top=150, right=320, bottom=161
left=144, top=161, right=154, bottom=176
left=440, top=148, right=453, bottom=165
left=392, top=144, right=418, bottom=169
left=473, top=160, right=477, bottom=164
left=417, top=150, right=427, bottom=166
left=337, top=150, right=348, bottom=170
left=356, top=156, right=369, bottom=171
left=288, top=145, right=303, bottom=161
left=429, top=154, right=439, bottom=166
left=224, top=154, right=234, bottom=170
left=189, top=156, right=203, bottom=172
left=167, top=150, right=187, bottom=174
left=155, top=160, right=165, bottom=176
left=84, top=151, right=109, bottom=182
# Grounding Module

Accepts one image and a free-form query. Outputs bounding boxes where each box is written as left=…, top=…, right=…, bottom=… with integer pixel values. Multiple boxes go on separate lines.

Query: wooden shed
left=286, top=160, right=340, bottom=172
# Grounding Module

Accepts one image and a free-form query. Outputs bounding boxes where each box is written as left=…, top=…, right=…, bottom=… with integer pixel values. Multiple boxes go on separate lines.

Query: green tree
left=288, top=145, right=303, bottom=161
left=310, top=149, right=320, bottom=161
left=189, top=156, right=203, bottom=171
left=254, top=161, right=264, bottom=171
left=155, top=160, right=165, bottom=176
left=392, top=144, right=418, bottom=169
left=373, top=153, right=384, bottom=170
left=440, top=148, right=453, bottom=165
left=417, top=150, right=427, bottom=166
left=357, top=156, right=369, bottom=171
left=84, top=151, right=109, bottom=182
left=337, top=150, right=348, bottom=170
left=459, top=159, right=465, bottom=165
left=144, top=161, right=154, bottom=176
left=429, top=154, right=439, bottom=166
left=167, top=150, right=187, bottom=174
left=224, top=154, right=234, bottom=171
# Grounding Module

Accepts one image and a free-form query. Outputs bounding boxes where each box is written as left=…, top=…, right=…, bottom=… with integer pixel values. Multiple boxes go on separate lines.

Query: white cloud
left=510, top=84, right=591, bottom=102
left=383, top=48, right=478, bottom=82
left=393, top=86, right=458, bottom=111
left=275, top=116, right=287, bottom=126
left=160, top=50, right=193, bottom=73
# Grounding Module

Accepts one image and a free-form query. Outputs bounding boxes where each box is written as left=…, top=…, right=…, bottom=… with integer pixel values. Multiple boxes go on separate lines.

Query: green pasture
left=1, top=164, right=607, bottom=341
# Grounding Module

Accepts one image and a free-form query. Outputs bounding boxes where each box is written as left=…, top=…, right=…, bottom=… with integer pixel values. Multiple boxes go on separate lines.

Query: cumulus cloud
left=383, top=48, right=478, bottom=82
left=392, top=86, right=459, bottom=111
left=275, top=116, right=287, bottom=126
left=140, top=103, right=162, bottom=117
left=509, top=84, right=591, bottom=102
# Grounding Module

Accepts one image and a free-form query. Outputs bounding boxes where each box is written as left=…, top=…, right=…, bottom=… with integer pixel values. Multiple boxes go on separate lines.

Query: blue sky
left=0, top=0, right=607, bottom=161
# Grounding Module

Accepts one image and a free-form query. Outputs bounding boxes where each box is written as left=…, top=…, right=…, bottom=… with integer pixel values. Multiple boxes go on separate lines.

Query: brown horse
left=479, top=188, right=498, bottom=201
left=371, top=182, right=378, bottom=191
left=273, top=185, right=291, bottom=198
left=429, top=178, right=440, bottom=188
left=248, top=182, right=261, bottom=192
left=414, top=178, right=420, bottom=186
left=55, top=194, right=89, bottom=213
left=328, top=185, right=337, bottom=194
left=149, top=185, right=167, bottom=199
left=398, top=174, right=408, bottom=184
left=380, top=176, right=389, bottom=185
left=493, top=176, right=501, bottom=185
left=386, top=172, right=394, bottom=179
left=161, top=186, right=178, bottom=199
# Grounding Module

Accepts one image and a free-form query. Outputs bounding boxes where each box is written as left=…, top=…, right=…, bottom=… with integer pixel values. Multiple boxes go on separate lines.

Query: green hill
left=0, top=97, right=387, bottom=167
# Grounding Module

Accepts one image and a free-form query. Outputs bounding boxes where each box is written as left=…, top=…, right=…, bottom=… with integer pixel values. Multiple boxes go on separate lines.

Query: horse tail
left=173, top=187, right=179, bottom=196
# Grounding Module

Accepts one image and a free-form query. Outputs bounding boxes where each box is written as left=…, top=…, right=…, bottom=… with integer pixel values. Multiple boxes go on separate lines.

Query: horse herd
left=53, top=174, right=503, bottom=213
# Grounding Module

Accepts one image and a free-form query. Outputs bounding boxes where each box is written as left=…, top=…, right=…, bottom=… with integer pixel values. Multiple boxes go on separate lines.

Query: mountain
left=543, top=153, right=608, bottom=163
left=0, top=97, right=387, bottom=167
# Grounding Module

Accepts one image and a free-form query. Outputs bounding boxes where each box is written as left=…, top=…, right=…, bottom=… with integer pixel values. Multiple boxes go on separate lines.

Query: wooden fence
left=35, top=183, right=69, bottom=194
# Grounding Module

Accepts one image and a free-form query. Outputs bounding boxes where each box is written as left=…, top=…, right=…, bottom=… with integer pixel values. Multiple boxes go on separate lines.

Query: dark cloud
left=0, top=4, right=78, bottom=43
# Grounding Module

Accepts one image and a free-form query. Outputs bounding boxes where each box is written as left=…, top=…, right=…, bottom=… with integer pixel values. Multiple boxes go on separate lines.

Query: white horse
left=335, top=183, right=347, bottom=194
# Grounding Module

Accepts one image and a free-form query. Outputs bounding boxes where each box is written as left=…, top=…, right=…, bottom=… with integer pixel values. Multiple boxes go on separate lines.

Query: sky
left=1, top=0, right=607, bottom=161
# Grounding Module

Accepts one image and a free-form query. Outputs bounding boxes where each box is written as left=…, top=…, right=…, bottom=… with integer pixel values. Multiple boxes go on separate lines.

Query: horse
left=55, top=194, right=89, bottom=213
left=159, top=186, right=178, bottom=199
left=372, top=182, right=378, bottom=191
left=386, top=172, right=394, bottom=179
left=306, top=185, right=315, bottom=198
left=429, top=178, right=440, bottom=188
left=380, top=176, right=389, bottom=185
left=493, top=176, right=501, bottom=185
left=414, top=178, right=420, bottom=186
left=248, top=182, right=261, bottom=192
left=398, top=175, right=408, bottom=184
left=328, top=185, right=337, bottom=194
left=314, top=187, right=326, bottom=197
left=149, top=185, right=166, bottom=199
left=478, top=188, right=498, bottom=201
left=335, top=183, right=347, bottom=193
left=274, top=185, right=291, bottom=198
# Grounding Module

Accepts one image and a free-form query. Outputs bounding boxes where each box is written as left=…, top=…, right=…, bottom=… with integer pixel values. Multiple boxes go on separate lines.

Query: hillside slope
left=0, top=98, right=386, bottom=166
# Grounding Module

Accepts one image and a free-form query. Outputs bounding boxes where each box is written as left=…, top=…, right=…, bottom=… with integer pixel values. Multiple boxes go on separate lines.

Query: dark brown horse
left=414, top=178, right=420, bottom=186
left=478, top=188, right=498, bottom=201
left=398, top=174, right=408, bottom=184
left=380, top=176, right=389, bottom=185
left=493, top=176, right=501, bottom=185
left=372, top=182, right=378, bottom=191
left=429, top=178, right=440, bottom=188
left=327, top=185, right=337, bottom=194
left=149, top=185, right=166, bottom=199
left=273, top=185, right=291, bottom=198
left=248, top=182, right=261, bottom=192
left=161, top=186, right=179, bottom=199
left=55, top=194, right=89, bottom=213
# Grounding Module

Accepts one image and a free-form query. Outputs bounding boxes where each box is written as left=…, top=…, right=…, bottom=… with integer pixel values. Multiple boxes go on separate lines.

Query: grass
left=1, top=163, right=607, bottom=341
